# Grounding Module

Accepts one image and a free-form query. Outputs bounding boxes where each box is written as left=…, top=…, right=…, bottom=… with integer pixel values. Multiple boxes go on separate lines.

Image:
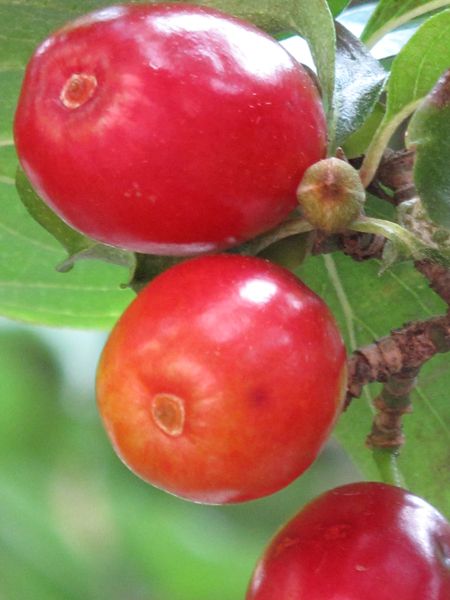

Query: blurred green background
left=0, top=318, right=360, bottom=600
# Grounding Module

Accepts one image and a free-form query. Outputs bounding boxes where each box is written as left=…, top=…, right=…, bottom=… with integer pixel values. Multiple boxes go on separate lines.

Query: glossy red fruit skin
left=246, top=482, right=450, bottom=599
left=96, top=255, right=347, bottom=504
left=13, top=3, right=327, bottom=256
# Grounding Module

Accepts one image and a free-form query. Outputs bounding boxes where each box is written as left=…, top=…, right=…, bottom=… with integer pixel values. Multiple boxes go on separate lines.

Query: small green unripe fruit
left=297, top=157, right=365, bottom=233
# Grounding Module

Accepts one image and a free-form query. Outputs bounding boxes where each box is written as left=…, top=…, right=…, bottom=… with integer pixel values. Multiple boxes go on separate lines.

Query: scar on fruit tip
left=60, top=73, right=97, bottom=109
left=151, top=393, right=185, bottom=437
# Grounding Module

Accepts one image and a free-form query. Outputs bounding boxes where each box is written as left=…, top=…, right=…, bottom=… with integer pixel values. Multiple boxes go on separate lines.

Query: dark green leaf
left=407, top=69, right=450, bottom=230
left=257, top=232, right=315, bottom=271
left=331, top=22, right=386, bottom=152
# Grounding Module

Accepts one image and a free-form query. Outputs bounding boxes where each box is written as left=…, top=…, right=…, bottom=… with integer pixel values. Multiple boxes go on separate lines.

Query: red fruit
left=13, top=3, right=326, bottom=255
left=246, top=482, right=450, bottom=599
left=96, top=255, right=347, bottom=504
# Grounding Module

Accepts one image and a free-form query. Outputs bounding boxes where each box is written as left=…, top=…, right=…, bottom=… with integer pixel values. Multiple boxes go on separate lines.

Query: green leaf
left=373, top=8, right=450, bottom=118
left=257, top=232, right=315, bottom=271
left=0, top=2, right=113, bottom=71
left=327, top=0, right=351, bottom=17
left=16, top=170, right=188, bottom=297
left=360, top=9, right=450, bottom=187
left=342, top=102, right=386, bottom=158
left=361, top=0, right=450, bottom=49
left=401, top=353, right=450, bottom=515
left=15, top=167, right=186, bottom=293
left=0, top=174, right=134, bottom=327
left=407, top=69, right=450, bottom=230
left=298, top=248, right=450, bottom=518
left=15, top=166, right=139, bottom=273
left=330, top=22, right=386, bottom=153
left=16, top=166, right=94, bottom=256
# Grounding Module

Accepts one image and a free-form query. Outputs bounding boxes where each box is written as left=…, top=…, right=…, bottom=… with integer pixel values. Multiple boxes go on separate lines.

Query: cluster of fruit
left=13, top=2, right=450, bottom=597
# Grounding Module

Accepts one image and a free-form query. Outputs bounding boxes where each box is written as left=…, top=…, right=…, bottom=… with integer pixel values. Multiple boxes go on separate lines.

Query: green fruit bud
left=297, top=157, right=365, bottom=233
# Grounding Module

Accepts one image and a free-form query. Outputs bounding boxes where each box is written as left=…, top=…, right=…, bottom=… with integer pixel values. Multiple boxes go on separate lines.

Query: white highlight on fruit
left=239, top=279, right=277, bottom=304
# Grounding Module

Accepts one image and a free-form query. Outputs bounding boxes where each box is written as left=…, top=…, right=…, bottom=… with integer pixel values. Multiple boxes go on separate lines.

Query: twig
left=376, top=150, right=416, bottom=205
left=366, top=367, right=418, bottom=451
left=346, top=314, right=450, bottom=404
left=313, top=230, right=385, bottom=262
left=350, top=148, right=416, bottom=206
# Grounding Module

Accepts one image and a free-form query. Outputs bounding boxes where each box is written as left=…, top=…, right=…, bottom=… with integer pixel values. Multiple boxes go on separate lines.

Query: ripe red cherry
left=13, top=3, right=326, bottom=256
left=246, top=482, right=450, bottom=599
left=96, top=255, right=347, bottom=504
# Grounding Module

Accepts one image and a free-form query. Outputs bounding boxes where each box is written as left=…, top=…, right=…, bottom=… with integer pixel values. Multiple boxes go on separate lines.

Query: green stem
left=351, top=215, right=412, bottom=240
left=237, top=217, right=315, bottom=256
left=372, top=447, right=406, bottom=488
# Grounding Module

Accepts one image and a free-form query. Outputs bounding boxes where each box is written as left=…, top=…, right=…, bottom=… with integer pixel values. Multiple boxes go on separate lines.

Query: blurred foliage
left=0, top=324, right=360, bottom=600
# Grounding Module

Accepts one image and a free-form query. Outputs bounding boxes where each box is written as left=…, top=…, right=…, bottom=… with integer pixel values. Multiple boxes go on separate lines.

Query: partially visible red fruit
left=247, top=482, right=450, bottom=600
